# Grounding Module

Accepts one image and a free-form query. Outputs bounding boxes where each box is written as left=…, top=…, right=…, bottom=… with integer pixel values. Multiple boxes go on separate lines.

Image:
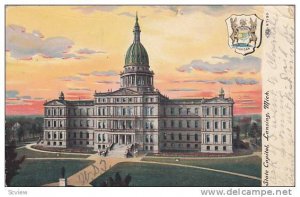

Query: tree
left=233, top=126, right=241, bottom=149
left=99, top=172, right=132, bottom=187
left=5, top=140, right=25, bottom=186
left=17, top=126, right=24, bottom=142
left=249, top=122, right=259, bottom=144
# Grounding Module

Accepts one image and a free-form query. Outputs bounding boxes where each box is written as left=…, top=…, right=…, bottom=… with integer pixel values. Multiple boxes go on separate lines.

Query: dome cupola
left=125, top=13, right=149, bottom=66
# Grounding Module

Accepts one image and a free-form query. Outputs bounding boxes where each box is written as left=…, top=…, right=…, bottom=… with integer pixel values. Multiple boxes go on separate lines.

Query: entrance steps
left=107, top=144, right=129, bottom=158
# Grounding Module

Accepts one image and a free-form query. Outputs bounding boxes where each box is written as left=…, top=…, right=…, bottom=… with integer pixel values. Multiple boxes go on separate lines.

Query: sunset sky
left=6, top=5, right=263, bottom=116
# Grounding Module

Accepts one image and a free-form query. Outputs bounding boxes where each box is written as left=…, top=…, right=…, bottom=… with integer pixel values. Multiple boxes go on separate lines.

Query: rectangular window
left=222, top=121, right=226, bottom=129
left=214, top=107, right=218, bottom=116
left=171, top=108, right=174, bottom=115
left=163, top=120, right=167, bottom=128
left=179, top=108, right=182, bottom=115
left=195, top=108, right=198, bottom=115
left=179, top=120, right=182, bottom=128
left=215, top=146, right=218, bottom=151
left=223, top=107, right=226, bottom=116
left=223, top=135, right=227, bottom=143
left=206, top=121, right=210, bottom=129
left=187, top=108, right=191, bottom=115
left=214, top=135, right=218, bottom=143
left=206, top=107, right=210, bottom=116
left=223, top=146, right=226, bottom=151
left=206, top=146, right=210, bottom=150
left=187, top=120, right=190, bottom=128
left=195, top=134, right=199, bottom=141
left=187, top=134, right=190, bottom=141
left=171, top=120, right=174, bottom=128
left=215, top=121, right=218, bottom=129
left=206, top=134, right=210, bottom=143
left=195, top=120, right=199, bottom=128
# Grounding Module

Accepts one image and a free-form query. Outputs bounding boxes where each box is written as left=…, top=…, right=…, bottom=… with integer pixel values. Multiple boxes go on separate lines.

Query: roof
left=125, top=41, right=149, bottom=66
left=44, top=99, right=94, bottom=106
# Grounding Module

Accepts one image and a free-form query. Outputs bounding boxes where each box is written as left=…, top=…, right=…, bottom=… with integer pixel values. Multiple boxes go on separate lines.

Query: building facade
left=43, top=15, right=234, bottom=153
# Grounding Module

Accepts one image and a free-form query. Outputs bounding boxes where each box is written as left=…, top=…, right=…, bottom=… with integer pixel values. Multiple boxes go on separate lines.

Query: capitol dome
left=125, top=42, right=149, bottom=66
left=125, top=13, right=149, bottom=66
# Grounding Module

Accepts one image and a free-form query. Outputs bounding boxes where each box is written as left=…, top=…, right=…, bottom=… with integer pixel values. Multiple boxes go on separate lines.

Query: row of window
left=205, top=134, right=227, bottom=143
left=163, top=106, right=230, bottom=116
left=46, top=105, right=231, bottom=117
left=46, top=108, right=65, bottom=116
left=67, top=132, right=90, bottom=139
left=163, top=143, right=199, bottom=148
left=163, top=120, right=198, bottom=128
left=47, top=132, right=64, bottom=139
left=163, top=120, right=229, bottom=130
left=206, top=146, right=227, bottom=151
left=98, top=134, right=106, bottom=142
left=47, top=141, right=63, bottom=146
left=96, top=97, right=156, bottom=103
left=46, top=108, right=92, bottom=116
left=145, top=135, right=154, bottom=143
left=163, top=133, right=199, bottom=141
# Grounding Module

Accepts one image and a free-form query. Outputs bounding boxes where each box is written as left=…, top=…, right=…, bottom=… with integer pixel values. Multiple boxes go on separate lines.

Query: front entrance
left=112, top=134, right=134, bottom=145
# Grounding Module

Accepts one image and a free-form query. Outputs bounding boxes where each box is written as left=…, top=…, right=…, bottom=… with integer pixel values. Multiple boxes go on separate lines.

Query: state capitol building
left=43, top=15, right=234, bottom=153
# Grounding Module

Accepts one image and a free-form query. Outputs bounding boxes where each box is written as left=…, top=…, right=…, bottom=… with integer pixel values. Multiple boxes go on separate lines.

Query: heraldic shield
left=226, top=14, right=263, bottom=55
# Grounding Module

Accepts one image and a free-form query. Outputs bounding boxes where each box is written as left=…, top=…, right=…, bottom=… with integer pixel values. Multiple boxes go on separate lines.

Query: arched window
left=47, top=132, right=51, bottom=139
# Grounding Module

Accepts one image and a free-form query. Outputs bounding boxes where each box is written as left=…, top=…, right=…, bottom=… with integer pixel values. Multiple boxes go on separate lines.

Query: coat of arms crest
left=226, top=14, right=263, bottom=55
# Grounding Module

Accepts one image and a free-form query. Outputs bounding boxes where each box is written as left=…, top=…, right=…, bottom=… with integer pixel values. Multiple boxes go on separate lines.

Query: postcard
left=4, top=5, right=295, bottom=188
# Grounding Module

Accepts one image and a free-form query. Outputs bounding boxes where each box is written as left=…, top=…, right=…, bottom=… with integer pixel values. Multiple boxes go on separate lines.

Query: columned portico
left=112, top=134, right=135, bottom=145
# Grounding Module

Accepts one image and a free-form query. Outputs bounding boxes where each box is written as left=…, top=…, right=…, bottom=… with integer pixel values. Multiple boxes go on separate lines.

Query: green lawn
left=142, top=156, right=261, bottom=178
left=91, top=162, right=261, bottom=187
left=16, top=147, right=90, bottom=159
left=11, top=159, right=94, bottom=186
